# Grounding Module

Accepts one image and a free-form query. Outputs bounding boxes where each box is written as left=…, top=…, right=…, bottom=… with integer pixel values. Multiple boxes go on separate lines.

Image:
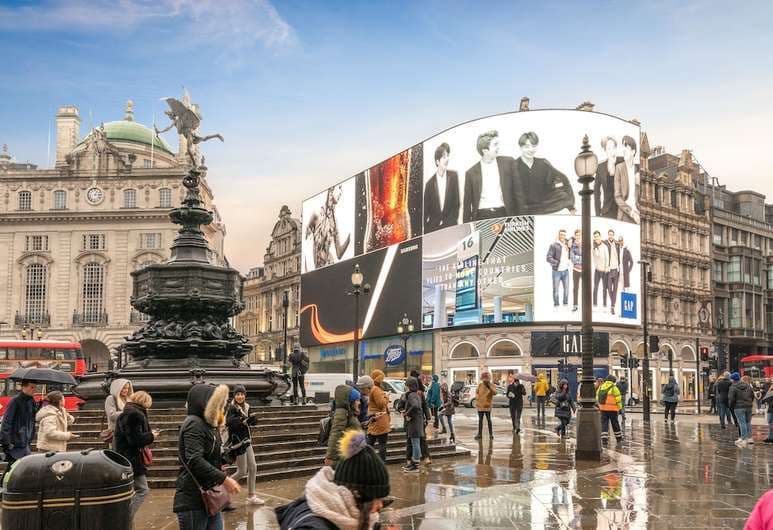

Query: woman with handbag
left=174, top=383, right=241, bottom=530
left=114, top=391, right=159, bottom=521
left=553, top=379, right=576, bottom=438
left=225, top=384, right=263, bottom=505
left=104, top=378, right=133, bottom=447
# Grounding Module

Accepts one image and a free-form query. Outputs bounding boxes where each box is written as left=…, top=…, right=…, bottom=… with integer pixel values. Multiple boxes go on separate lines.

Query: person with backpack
left=426, top=375, right=442, bottom=430
left=366, top=370, right=391, bottom=462
left=289, top=346, right=310, bottom=405
left=597, top=375, right=623, bottom=445
left=325, top=384, right=361, bottom=466
left=225, top=385, right=263, bottom=505
left=474, top=372, right=496, bottom=441
left=729, top=373, right=755, bottom=447
left=506, top=374, right=527, bottom=434
left=438, top=382, right=456, bottom=443
left=715, top=372, right=735, bottom=429
left=662, top=375, right=680, bottom=422
left=553, top=379, right=576, bottom=438
left=534, top=373, right=549, bottom=422
left=401, top=376, right=425, bottom=473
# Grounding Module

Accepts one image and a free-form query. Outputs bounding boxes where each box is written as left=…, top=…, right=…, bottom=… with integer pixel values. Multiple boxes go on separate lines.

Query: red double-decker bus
left=740, top=354, right=773, bottom=380
left=0, top=340, right=86, bottom=413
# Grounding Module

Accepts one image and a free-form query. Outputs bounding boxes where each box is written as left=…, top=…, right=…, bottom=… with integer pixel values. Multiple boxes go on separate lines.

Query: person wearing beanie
left=325, top=385, right=361, bottom=465
left=356, top=376, right=374, bottom=425
left=426, top=375, right=442, bottom=430
left=729, top=374, right=755, bottom=447
left=276, top=429, right=390, bottom=530
left=225, top=384, right=263, bottom=505
left=366, top=370, right=391, bottom=462
left=35, top=390, right=77, bottom=452
left=661, top=375, right=680, bottom=422
left=597, top=375, right=623, bottom=445
left=401, top=376, right=425, bottom=473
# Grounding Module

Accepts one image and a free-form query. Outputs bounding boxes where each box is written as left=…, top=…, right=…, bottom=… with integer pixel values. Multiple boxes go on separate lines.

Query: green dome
left=79, top=120, right=174, bottom=155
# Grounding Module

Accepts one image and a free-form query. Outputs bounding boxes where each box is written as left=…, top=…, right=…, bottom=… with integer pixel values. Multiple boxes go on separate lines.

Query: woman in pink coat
left=746, top=490, right=773, bottom=529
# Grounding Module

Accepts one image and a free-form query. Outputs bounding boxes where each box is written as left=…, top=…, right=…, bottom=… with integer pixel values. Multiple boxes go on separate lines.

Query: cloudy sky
left=1, top=0, right=772, bottom=272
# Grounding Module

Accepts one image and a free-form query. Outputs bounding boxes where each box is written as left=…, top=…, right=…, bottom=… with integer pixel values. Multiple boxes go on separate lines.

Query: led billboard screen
left=300, top=110, right=641, bottom=346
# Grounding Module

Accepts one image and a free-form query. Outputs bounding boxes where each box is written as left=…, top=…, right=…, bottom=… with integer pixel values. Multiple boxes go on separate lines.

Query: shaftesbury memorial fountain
left=76, top=94, right=289, bottom=405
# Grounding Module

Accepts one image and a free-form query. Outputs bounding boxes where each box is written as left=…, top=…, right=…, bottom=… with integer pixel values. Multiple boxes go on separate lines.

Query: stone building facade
left=235, top=206, right=301, bottom=364
left=0, top=101, right=227, bottom=369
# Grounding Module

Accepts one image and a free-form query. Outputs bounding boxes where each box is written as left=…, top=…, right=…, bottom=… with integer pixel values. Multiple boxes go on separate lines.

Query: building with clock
left=0, top=101, right=228, bottom=369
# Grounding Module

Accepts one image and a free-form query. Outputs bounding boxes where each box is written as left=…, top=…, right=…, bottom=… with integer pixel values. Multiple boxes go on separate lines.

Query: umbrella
left=516, top=373, right=537, bottom=383
left=762, top=387, right=773, bottom=404
left=9, top=367, right=77, bottom=386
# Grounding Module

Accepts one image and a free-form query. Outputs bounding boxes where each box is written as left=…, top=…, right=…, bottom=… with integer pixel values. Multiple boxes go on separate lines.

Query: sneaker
left=402, top=463, right=419, bottom=473
left=246, top=495, right=265, bottom=505
left=734, top=439, right=745, bottom=447
left=516, top=428, right=521, bottom=434
left=222, top=503, right=237, bottom=512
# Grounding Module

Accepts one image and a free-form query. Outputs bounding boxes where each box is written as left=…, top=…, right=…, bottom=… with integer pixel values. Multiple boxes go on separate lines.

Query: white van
left=287, top=373, right=351, bottom=404
left=382, top=378, right=406, bottom=410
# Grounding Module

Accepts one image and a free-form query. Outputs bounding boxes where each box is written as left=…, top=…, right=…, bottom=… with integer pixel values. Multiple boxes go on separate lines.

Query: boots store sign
left=384, top=345, right=406, bottom=366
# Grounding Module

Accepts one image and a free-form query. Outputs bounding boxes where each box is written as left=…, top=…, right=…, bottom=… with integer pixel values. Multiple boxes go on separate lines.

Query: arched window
left=488, top=339, right=522, bottom=357
left=53, top=190, right=67, bottom=209
left=123, top=189, right=137, bottom=208
left=24, top=264, right=47, bottom=322
left=18, top=191, right=32, bottom=210
left=82, top=262, right=105, bottom=322
left=159, top=188, right=172, bottom=208
left=680, top=346, right=695, bottom=362
left=450, top=342, right=479, bottom=359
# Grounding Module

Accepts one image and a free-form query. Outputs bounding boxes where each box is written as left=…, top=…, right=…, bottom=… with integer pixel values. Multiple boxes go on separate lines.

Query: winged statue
left=155, top=90, right=223, bottom=168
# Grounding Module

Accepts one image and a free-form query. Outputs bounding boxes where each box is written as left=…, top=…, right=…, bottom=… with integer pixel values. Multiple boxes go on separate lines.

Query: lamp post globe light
left=573, top=135, right=602, bottom=461
left=349, top=264, right=370, bottom=381
left=397, top=313, right=414, bottom=378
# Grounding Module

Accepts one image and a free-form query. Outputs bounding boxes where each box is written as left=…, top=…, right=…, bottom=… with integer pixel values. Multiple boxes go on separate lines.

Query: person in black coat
left=506, top=374, right=527, bottom=433
left=226, top=385, right=263, bottom=505
left=174, top=383, right=241, bottom=529
left=406, top=370, right=431, bottom=464
left=114, top=391, right=158, bottom=521
left=289, top=346, right=309, bottom=405
left=0, top=380, right=38, bottom=466
left=553, top=379, right=576, bottom=438
left=401, top=377, right=425, bottom=473
left=515, top=132, right=575, bottom=215
left=424, top=143, right=461, bottom=233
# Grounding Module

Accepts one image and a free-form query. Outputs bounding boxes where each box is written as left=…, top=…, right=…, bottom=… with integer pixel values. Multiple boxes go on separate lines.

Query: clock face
left=86, top=187, right=104, bottom=204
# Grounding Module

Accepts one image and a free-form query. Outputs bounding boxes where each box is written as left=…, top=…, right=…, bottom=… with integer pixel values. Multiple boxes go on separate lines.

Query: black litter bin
left=2, top=449, right=134, bottom=530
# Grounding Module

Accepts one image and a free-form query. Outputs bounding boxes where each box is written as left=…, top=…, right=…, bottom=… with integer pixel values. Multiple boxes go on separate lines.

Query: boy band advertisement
left=300, top=109, right=641, bottom=346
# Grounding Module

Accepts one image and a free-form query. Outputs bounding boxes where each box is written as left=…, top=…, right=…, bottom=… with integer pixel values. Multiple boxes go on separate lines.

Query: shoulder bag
left=179, top=422, right=230, bottom=517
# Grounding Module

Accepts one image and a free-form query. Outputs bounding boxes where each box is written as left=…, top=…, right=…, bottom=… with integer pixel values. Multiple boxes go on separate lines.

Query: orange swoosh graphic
left=301, top=304, right=362, bottom=344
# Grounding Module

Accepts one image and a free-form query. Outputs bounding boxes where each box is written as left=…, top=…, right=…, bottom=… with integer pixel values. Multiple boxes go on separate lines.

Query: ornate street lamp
left=717, top=308, right=725, bottom=373
left=396, top=313, right=414, bottom=378
left=573, top=135, right=601, bottom=461
left=348, top=264, right=370, bottom=381
left=282, top=290, right=290, bottom=374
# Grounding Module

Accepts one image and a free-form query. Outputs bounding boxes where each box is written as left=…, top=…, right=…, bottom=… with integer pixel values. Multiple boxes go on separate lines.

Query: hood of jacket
left=734, top=381, right=752, bottom=393
left=304, top=466, right=378, bottom=530
left=109, top=378, right=133, bottom=403
left=370, top=370, right=384, bottom=386
left=538, top=373, right=546, bottom=382
left=186, top=383, right=229, bottom=427
left=406, top=376, right=419, bottom=392
left=35, top=404, right=63, bottom=422
left=431, top=374, right=439, bottom=383
left=334, top=384, right=354, bottom=408
left=599, top=381, right=617, bottom=393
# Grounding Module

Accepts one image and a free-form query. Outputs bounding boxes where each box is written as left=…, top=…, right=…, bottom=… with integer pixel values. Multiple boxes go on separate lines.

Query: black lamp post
left=282, top=290, right=289, bottom=374
left=717, top=308, right=725, bottom=373
left=348, top=264, right=370, bottom=381
left=573, top=135, right=601, bottom=461
left=396, top=313, right=414, bottom=378
left=640, top=259, right=651, bottom=422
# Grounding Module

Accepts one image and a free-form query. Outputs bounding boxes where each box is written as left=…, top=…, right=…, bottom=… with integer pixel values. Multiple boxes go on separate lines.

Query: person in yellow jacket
left=534, top=373, right=550, bottom=422
left=474, top=372, right=496, bottom=440
left=597, top=374, right=623, bottom=444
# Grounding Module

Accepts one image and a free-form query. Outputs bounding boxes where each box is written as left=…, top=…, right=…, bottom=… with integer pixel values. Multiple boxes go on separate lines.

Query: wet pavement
left=128, top=407, right=770, bottom=529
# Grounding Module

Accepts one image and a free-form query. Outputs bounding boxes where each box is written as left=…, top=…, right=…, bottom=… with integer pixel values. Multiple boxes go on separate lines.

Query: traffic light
left=649, top=335, right=660, bottom=354
left=557, top=359, right=566, bottom=371
left=700, top=347, right=709, bottom=361
left=629, top=356, right=640, bottom=369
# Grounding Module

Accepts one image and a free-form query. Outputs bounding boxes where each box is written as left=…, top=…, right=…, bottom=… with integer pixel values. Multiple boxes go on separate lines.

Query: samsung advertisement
left=300, top=109, right=641, bottom=347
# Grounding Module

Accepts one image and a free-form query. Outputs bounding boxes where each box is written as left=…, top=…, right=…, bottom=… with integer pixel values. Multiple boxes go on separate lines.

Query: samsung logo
left=401, top=244, right=419, bottom=254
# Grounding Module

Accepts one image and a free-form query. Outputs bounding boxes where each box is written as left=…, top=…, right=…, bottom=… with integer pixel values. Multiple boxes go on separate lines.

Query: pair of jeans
left=367, top=432, right=388, bottom=462
left=177, top=510, right=224, bottom=530
left=600, top=411, right=622, bottom=441
left=439, top=415, right=454, bottom=437
left=509, top=405, right=523, bottom=430
left=230, top=444, right=256, bottom=496
left=606, top=269, right=620, bottom=311
left=557, top=416, right=569, bottom=436
left=717, top=401, right=734, bottom=427
left=409, top=437, right=421, bottom=463
left=572, top=269, right=581, bottom=307
left=292, top=374, right=306, bottom=402
left=709, top=397, right=716, bottom=414
left=536, top=396, right=547, bottom=419
left=130, top=474, right=149, bottom=519
left=477, top=411, right=492, bottom=437
left=593, top=270, right=608, bottom=306
left=664, top=401, right=677, bottom=420
left=405, top=436, right=430, bottom=461
left=552, top=269, right=569, bottom=306
left=735, top=408, right=752, bottom=440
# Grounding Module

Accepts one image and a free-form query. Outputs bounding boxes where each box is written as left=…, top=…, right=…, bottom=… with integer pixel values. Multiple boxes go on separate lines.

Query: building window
left=713, top=225, right=723, bottom=245
left=661, top=225, right=668, bottom=245
left=53, top=190, right=67, bottom=209
left=25, top=235, right=49, bottom=252
left=768, top=265, right=773, bottom=289
left=743, top=257, right=751, bottom=284
left=82, top=262, right=105, bottom=322
left=159, top=188, right=172, bottom=208
left=144, top=159, right=152, bottom=168
left=140, top=233, right=160, bottom=249
left=123, top=189, right=137, bottom=208
left=730, top=229, right=738, bottom=245
left=24, top=264, right=47, bottom=322
left=753, top=260, right=761, bottom=286
left=670, top=190, right=677, bottom=208
left=714, top=262, right=723, bottom=283
left=82, top=234, right=106, bottom=250
left=727, top=256, right=741, bottom=282
left=18, top=191, right=32, bottom=210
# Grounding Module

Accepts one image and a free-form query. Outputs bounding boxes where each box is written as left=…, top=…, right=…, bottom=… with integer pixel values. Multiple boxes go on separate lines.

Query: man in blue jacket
left=0, top=380, right=38, bottom=467
left=426, top=375, right=442, bottom=430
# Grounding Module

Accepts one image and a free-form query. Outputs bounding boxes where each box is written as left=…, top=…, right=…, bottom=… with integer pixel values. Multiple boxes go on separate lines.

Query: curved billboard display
left=300, top=109, right=641, bottom=347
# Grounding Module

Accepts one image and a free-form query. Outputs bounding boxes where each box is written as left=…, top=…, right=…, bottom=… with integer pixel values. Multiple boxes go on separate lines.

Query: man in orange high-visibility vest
left=597, top=375, right=623, bottom=445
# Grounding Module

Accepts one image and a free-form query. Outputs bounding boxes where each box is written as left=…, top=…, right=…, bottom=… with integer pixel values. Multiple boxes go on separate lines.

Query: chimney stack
left=576, top=101, right=595, bottom=112
left=519, top=97, right=530, bottom=111
left=55, top=105, right=80, bottom=167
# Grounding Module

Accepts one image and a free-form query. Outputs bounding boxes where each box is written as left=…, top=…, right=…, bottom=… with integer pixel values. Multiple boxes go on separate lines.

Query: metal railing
left=72, top=311, right=108, bottom=327
left=14, top=312, right=51, bottom=327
